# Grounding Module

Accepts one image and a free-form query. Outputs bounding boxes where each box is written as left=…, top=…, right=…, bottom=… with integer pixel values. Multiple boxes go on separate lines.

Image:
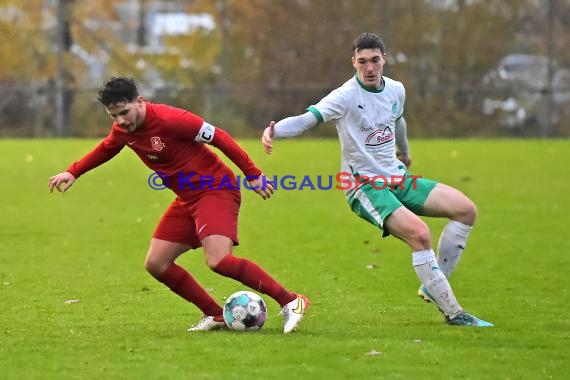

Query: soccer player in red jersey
left=48, top=77, right=308, bottom=333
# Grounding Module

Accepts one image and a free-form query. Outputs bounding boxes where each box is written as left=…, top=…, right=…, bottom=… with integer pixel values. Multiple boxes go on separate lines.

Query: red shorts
left=152, top=190, right=241, bottom=248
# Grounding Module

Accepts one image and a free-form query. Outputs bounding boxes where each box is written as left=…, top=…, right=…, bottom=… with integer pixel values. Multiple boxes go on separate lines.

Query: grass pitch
left=1, top=138, right=569, bottom=379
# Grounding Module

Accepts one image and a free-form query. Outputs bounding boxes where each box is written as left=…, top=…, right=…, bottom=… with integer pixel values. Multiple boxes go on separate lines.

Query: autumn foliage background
left=1, top=0, right=569, bottom=138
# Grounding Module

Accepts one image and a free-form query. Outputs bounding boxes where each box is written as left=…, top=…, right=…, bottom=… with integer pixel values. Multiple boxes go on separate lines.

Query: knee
left=386, top=209, right=432, bottom=250
left=456, top=199, right=477, bottom=225
left=204, top=251, right=227, bottom=270
left=205, top=256, right=218, bottom=270
left=397, top=219, right=431, bottom=250
left=145, top=256, right=169, bottom=278
left=201, top=235, right=232, bottom=270
left=409, top=224, right=432, bottom=249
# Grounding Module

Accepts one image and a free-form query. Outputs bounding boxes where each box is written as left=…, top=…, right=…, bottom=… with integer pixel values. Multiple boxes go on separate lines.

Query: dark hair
left=97, top=77, right=139, bottom=106
left=352, top=33, right=385, bottom=54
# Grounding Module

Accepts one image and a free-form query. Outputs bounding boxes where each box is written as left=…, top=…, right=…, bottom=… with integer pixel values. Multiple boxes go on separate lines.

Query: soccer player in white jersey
left=261, top=32, right=493, bottom=327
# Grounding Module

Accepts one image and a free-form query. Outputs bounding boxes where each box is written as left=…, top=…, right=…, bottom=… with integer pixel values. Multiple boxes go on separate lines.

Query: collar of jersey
left=354, top=75, right=385, bottom=93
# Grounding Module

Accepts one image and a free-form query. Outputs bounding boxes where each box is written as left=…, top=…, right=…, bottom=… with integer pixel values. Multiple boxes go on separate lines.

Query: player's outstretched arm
left=262, top=112, right=319, bottom=155
left=247, top=174, right=274, bottom=200
left=48, top=172, right=76, bottom=193
left=261, top=121, right=275, bottom=155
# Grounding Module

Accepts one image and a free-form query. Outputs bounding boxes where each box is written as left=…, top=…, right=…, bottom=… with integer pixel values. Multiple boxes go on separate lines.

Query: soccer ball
left=223, top=291, right=267, bottom=331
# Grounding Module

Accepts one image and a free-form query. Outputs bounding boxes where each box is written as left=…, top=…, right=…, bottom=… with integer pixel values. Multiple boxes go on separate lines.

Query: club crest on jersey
left=391, top=102, right=398, bottom=116
left=151, top=136, right=166, bottom=151
left=365, top=126, right=394, bottom=146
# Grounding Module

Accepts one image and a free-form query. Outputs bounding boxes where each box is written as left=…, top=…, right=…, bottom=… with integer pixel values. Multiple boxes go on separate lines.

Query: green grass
left=1, top=138, right=569, bottom=379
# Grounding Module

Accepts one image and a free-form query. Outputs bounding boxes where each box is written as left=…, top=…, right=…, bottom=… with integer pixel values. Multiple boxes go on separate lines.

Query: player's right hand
left=261, top=121, right=275, bottom=154
left=396, top=151, right=412, bottom=168
left=48, top=171, right=76, bottom=193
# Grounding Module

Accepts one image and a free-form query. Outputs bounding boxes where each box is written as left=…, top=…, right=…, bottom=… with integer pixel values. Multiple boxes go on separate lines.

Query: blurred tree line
left=0, top=0, right=569, bottom=138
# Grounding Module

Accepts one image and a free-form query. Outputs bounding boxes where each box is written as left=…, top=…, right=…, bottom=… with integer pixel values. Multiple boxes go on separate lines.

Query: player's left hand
left=396, top=151, right=412, bottom=167
left=248, top=174, right=274, bottom=200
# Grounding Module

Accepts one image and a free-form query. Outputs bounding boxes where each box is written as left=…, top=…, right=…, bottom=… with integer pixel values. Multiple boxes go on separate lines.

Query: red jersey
left=66, top=102, right=261, bottom=200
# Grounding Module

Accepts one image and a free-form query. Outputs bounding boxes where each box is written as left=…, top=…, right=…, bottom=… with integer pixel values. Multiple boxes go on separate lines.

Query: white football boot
left=280, top=294, right=309, bottom=334
left=187, top=315, right=226, bottom=332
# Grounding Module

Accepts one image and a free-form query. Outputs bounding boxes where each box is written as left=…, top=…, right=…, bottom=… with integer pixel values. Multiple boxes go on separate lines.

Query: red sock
left=213, top=255, right=296, bottom=307
left=156, top=264, right=223, bottom=316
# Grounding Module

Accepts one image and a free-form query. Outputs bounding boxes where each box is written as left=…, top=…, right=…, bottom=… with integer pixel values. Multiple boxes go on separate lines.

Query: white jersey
left=308, top=75, right=407, bottom=190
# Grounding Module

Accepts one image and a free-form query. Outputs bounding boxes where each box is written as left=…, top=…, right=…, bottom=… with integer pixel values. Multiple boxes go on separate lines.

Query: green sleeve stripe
left=307, top=106, right=324, bottom=124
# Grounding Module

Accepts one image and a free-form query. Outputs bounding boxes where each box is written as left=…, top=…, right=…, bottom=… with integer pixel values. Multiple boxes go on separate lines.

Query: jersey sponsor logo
left=365, top=126, right=394, bottom=146
left=147, top=154, right=159, bottom=160
left=151, top=136, right=166, bottom=151
left=195, top=123, right=215, bottom=143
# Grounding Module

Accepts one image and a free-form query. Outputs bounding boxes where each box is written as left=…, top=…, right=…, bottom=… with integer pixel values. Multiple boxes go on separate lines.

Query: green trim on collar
left=355, top=74, right=385, bottom=93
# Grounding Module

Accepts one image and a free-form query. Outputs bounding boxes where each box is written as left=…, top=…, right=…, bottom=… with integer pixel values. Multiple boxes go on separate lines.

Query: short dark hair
left=352, top=33, right=385, bottom=54
left=97, top=77, right=139, bottom=107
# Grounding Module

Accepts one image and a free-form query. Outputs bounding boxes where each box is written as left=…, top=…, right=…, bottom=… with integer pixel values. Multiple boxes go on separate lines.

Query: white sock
left=437, top=221, right=473, bottom=278
left=413, top=249, right=462, bottom=318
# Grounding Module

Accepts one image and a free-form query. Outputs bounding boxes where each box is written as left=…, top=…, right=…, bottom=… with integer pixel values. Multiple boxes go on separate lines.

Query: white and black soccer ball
left=223, top=291, right=267, bottom=331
